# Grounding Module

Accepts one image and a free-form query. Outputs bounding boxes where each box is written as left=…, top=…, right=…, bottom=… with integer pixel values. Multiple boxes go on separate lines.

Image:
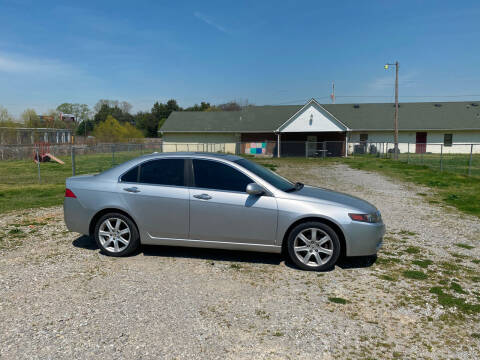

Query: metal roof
left=159, top=101, right=480, bottom=132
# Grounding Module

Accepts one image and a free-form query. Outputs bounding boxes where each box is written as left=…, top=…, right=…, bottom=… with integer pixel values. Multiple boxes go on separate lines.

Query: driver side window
left=192, top=159, right=252, bottom=192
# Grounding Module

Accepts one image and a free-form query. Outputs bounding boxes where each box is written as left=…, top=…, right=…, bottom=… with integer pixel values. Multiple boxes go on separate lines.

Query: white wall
left=163, top=132, right=240, bottom=153
left=349, top=130, right=480, bottom=153
left=280, top=103, right=346, bottom=133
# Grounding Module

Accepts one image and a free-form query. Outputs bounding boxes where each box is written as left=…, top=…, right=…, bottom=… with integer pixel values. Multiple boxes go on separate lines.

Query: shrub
left=93, top=115, right=143, bottom=143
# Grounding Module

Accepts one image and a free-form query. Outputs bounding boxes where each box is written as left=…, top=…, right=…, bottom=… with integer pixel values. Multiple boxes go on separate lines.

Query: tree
left=94, top=99, right=132, bottom=114
left=217, top=101, right=242, bottom=111
left=56, top=103, right=91, bottom=123
left=94, top=103, right=134, bottom=124
left=21, top=109, right=40, bottom=127
left=0, top=106, right=17, bottom=126
left=184, top=102, right=212, bottom=111
left=135, top=111, right=158, bottom=137
left=151, top=99, right=182, bottom=121
left=119, top=101, right=132, bottom=114
left=76, top=120, right=94, bottom=136
left=93, top=115, right=143, bottom=143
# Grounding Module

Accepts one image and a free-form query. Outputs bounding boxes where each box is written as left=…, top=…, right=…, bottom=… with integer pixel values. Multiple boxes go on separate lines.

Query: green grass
left=328, top=297, right=349, bottom=304
left=1, top=153, right=480, bottom=217
left=0, top=151, right=145, bottom=214
left=412, top=259, right=433, bottom=268
left=455, top=243, right=475, bottom=250
left=403, top=270, right=428, bottom=280
left=450, top=281, right=467, bottom=294
left=429, top=287, right=480, bottom=314
left=405, top=246, right=421, bottom=254
left=342, top=156, right=480, bottom=218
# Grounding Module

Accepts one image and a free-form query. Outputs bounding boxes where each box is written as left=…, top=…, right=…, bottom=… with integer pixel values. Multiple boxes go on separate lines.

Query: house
left=159, top=99, right=480, bottom=156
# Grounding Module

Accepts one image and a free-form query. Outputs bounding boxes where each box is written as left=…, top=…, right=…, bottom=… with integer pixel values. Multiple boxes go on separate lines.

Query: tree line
left=0, top=99, right=246, bottom=141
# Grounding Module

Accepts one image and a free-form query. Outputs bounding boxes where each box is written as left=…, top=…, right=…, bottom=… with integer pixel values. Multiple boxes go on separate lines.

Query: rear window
left=139, top=159, right=185, bottom=186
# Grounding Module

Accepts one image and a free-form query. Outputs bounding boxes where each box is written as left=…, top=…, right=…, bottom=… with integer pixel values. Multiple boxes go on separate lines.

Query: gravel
left=0, top=162, right=479, bottom=359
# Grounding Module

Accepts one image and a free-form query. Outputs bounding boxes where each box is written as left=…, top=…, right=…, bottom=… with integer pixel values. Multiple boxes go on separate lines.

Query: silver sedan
left=64, top=153, right=385, bottom=271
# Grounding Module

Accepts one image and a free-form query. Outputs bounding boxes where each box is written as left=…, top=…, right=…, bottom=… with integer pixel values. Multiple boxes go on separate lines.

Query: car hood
left=284, top=185, right=378, bottom=213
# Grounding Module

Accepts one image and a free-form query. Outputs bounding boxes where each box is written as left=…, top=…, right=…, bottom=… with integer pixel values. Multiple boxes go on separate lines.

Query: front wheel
left=94, top=213, right=140, bottom=257
left=287, top=222, right=341, bottom=271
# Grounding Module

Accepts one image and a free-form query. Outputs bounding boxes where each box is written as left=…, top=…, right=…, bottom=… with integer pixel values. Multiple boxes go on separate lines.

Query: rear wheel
left=287, top=221, right=340, bottom=271
left=94, top=213, right=139, bottom=257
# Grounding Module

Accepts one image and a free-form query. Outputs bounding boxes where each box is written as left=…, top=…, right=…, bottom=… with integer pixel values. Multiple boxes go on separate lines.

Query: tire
left=287, top=221, right=341, bottom=271
left=94, top=212, right=140, bottom=257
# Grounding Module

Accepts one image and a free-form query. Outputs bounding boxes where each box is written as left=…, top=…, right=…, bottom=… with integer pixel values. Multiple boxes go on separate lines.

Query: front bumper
left=344, top=221, right=386, bottom=257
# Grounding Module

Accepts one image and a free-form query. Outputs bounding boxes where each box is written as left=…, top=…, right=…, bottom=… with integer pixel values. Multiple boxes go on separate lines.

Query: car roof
left=94, top=152, right=246, bottom=180
left=139, top=152, right=243, bottom=162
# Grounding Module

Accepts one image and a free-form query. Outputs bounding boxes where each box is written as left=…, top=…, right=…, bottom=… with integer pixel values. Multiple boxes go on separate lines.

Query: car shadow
left=336, top=255, right=378, bottom=269
left=72, top=235, right=377, bottom=270
left=142, top=245, right=282, bottom=265
left=72, top=235, right=98, bottom=250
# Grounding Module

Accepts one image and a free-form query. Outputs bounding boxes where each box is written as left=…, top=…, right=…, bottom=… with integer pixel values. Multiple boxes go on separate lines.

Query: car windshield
left=234, top=158, right=297, bottom=192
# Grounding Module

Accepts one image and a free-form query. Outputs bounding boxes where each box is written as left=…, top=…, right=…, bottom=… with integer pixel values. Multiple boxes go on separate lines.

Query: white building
left=160, top=99, right=480, bottom=155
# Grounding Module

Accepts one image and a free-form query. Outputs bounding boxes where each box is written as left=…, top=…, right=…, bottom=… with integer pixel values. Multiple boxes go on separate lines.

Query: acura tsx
left=64, top=153, right=385, bottom=271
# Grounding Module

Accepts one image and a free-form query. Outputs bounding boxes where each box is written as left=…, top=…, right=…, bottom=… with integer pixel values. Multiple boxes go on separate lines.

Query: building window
left=444, top=134, right=453, bottom=147
left=359, top=133, right=368, bottom=142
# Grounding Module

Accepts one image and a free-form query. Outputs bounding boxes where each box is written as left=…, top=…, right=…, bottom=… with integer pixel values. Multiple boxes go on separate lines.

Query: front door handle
left=123, top=186, right=140, bottom=193
left=193, top=193, right=212, bottom=200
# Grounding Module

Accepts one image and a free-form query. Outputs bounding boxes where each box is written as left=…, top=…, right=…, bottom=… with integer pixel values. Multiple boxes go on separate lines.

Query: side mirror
left=246, top=183, right=265, bottom=196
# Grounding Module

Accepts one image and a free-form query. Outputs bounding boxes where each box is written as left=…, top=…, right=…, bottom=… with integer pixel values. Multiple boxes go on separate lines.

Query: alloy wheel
left=293, top=227, right=334, bottom=267
left=98, top=218, right=131, bottom=253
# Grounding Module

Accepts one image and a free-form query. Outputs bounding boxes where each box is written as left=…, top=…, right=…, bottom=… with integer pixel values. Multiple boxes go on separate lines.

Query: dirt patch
left=0, top=162, right=479, bottom=359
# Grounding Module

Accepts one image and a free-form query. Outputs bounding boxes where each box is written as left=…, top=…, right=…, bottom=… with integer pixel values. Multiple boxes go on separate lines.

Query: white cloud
left=0, top=52, right=77, bottom=76
left=368, top=71, right=419, bottom=91
left=194, top=12, right=229, bottom=34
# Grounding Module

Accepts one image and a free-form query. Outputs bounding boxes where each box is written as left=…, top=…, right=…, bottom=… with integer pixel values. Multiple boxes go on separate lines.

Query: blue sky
left=1, top=0, right=480, bottom=116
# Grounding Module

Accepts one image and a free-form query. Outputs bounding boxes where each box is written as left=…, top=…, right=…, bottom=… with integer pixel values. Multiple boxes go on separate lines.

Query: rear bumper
left=344, top=221, right=386, bottom=257
left=64, top=198, right=90, bottom=235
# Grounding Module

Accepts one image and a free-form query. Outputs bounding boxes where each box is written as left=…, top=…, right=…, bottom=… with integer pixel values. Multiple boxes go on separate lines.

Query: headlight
left=349, top=210, right=382, bottom=223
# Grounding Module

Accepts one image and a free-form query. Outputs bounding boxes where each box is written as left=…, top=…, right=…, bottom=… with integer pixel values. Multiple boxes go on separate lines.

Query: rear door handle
left=123, top=186, right=140, bottom=193
left=193, top=193, right=212, bottom=200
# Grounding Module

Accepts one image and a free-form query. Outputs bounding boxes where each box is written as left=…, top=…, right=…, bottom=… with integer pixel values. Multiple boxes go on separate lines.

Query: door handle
left=193, top=193, right=212, bottom=200
left=123, top=186, right=140, bottom=193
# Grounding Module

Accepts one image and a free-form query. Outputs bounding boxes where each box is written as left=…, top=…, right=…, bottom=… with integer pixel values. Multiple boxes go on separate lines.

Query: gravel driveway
left=1, top=162, right=479, bottom=359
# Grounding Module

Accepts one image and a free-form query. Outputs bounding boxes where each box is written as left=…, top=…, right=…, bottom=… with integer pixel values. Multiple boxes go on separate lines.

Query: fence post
left=386, top=142, right=388, bottom=158
left=305, top=141, right=308, bottom=158
left=112, top=144, right=115, bottom=166
left=468, top=144, right=473, bottom=176
left=36, top=147, right=41, bottom=184
left=71, top=146, right=76, bottom=176
left=407, top=142, right=410, bottom=164
left=440, top=144, right=443, bottom=172
left=421, top=147, right=424, bottom=165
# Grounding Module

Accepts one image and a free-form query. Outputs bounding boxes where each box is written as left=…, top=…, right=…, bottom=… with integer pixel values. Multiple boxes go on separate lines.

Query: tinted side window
left=121, top=166, right=139, bottom=182
left=139, top=159, right=184, bottom=186
left=193, top=159, right=252, bottom=192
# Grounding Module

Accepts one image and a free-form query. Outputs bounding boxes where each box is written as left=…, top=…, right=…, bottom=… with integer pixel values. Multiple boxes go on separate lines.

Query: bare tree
left=0, top=106, right=15, bottom=123
left=94, top=99, right=132, bottom=114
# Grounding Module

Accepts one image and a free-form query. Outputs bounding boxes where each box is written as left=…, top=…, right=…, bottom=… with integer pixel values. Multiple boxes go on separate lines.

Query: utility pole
left=385, top=61, right=399, bottom=160
left=331, top=81, right=335, bottom=104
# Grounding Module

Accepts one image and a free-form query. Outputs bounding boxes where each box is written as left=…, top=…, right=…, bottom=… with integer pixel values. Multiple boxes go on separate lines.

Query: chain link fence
left=1, top=140, right=479, bottom=185
left=349, top=142, right=480, bottom=177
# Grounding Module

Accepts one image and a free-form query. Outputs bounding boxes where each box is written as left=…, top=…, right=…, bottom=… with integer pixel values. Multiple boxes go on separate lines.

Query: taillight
left=65, top=188, right=77, bottom=198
